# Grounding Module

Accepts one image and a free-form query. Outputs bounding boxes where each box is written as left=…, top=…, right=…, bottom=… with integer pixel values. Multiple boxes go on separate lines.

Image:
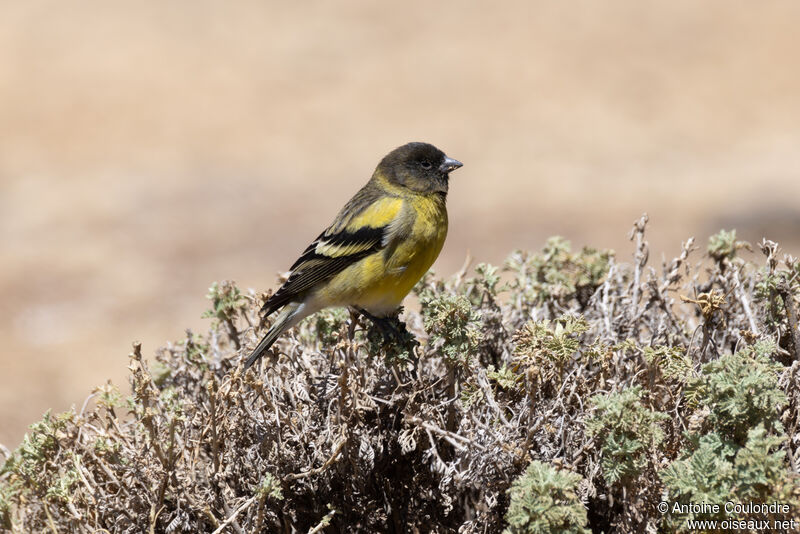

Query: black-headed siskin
left=245, top=142, right=462, bottom=368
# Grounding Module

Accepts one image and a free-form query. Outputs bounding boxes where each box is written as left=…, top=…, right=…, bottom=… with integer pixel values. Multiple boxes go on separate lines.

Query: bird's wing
left=260, top=194, right=407, bottom=317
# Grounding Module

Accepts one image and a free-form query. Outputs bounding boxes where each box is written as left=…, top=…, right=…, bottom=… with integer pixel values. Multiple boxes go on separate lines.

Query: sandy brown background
left=2, top=1, right=800, bottom=448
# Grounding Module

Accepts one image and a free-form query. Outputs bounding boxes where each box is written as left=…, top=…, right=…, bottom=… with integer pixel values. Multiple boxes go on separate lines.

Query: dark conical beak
left=439, top=157, right=463, bottom=173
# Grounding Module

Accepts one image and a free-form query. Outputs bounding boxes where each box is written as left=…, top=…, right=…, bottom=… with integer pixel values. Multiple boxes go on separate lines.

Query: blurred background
left=2, top=0, right=800, bottom=447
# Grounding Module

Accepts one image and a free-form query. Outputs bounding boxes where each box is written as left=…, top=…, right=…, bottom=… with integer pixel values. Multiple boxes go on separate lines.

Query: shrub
left=660, top=342, right=798, bottom=530
left=504, top=460, right=589, bottom=534
left=1, top=218, right=799, bottom=533
left=585, top=386, right=668, bottom=486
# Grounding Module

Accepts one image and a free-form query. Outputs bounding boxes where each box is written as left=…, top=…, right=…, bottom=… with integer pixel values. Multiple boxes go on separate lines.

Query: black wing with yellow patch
left=260, top=194, right=406, bottom=317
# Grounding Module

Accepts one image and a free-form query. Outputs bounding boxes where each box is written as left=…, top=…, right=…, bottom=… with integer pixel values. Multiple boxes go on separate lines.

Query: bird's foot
left=355, top=307, right=418, bottom=365
left=355, top=307, right=402, bottom=339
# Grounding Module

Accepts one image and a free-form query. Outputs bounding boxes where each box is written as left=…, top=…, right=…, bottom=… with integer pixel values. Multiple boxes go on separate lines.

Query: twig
left=452, top=251, right=474, bottom=288
left=224, top=316, right=241, bottom=351
left=732, top=264, right=759, bottom=335
left=405, top=415, right=484, bottom=451
left=777, top=279, right=800, bottom=361
left=600, top=261, right=615, bottom=338
left=425, top=427, right=450, bottom=467
left=629, top=214, right=650, bottom=316
left=445, top=366, right=457, bottom=432
left=308, top=507, right=337, bottom=534
left=474, top=368, right=509, bottom=426
left=286, top=439, right=346, bottom=481
left=42, top=504, right=59, bottom=534
left=156, top=417, right=179, bottom=510
left=129, top=342, right=167, bottom=467
left=72, top=456, right=97, bottom=506
left=149, top=504, right=165, bottom=534
left=253, top=492, right=267, bottom=533
left=211, top=496, right=256, bottom=534
left=661, top=238, right=695, bottom=291
left=208, top=378, right=221, bottom=474
left=567, top=439, right=596, bottom=470
left=88, top=450, right=126, bottom=497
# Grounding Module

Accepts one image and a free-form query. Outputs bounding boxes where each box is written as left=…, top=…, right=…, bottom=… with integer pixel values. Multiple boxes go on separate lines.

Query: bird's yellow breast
left=314, top=194, right=448, bottom=315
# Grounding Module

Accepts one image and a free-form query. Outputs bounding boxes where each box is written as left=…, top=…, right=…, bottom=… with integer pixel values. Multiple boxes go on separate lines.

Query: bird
left=244, top=142, right=462, bottom=369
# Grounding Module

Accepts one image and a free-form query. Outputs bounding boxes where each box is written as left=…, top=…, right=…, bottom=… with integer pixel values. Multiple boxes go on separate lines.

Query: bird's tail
left=243, top=302, right=309, bottom=369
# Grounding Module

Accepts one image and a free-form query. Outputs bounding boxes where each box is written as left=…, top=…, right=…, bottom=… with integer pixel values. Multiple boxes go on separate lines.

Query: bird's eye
left=419, top=161, right=432, bottom=170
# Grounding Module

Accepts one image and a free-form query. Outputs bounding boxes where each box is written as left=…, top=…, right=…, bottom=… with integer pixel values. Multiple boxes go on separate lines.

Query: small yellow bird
left=244, top=142, right=462, bottom=368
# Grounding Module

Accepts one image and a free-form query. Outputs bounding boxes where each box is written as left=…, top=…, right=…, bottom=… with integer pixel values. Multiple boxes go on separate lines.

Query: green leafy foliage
left=0, top=410, right=77, bottom=528
left=181, top=329, right=210, bottom=365
left=44, top=464, right=79, bottom=504
left=0, top=479, right=14, bottom=530
left=202, top=280, right=245, bottom=325
left=505, top=237, right=612, bottom=310
left=513, top=314, right=589, bottom=383
left=661, top=427, right=797, bottom=529
left=504, top=460, right=589, bottom=534
left=255, top=473, right=284, bottom=501
left=585, top=386, right=668, bottom=485
left=707, top=229, right=748, bottom=262
left=642, top=345, right=693, bottom=383
left=202, top=280, right=247, bottom=348
left=307, top=307, right=350, bottom=347
left=660, top=341, right=798, bottom=529
left=2, top=411, right=73, bottom=482
left=465, top=263, right=502, bottom=305
left=683, top=340, right=785, bottom=442
left=487, top=364, right=521, bottom=391
left=753, top=249, right=800, bottom=330
left=420, top=292, right=483, bottom=368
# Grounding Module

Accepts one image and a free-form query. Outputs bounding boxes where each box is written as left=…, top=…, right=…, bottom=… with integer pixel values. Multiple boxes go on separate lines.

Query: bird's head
left=375, top=142, right=462, bottom=195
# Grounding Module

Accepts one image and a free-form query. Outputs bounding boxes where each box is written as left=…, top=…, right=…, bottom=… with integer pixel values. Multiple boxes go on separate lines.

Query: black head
left=375, top=142, right=462, bottom=195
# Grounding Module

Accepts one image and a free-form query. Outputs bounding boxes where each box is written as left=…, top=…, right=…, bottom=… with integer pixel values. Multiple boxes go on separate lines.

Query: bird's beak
left=439, top=157, right=463, bottom=173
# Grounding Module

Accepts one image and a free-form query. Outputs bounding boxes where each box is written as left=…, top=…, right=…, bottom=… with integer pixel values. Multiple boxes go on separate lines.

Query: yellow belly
left=314, top=195, right=448, bottom=315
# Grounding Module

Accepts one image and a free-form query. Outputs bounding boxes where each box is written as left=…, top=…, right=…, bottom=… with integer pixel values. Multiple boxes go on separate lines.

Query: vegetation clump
left=504, top=460, right=589, bottom=534
left=1, top=218, right=799, bottom=533
left=660, top=341, right=797, bottom=529
left=585, top=386, right=668, bottom=486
